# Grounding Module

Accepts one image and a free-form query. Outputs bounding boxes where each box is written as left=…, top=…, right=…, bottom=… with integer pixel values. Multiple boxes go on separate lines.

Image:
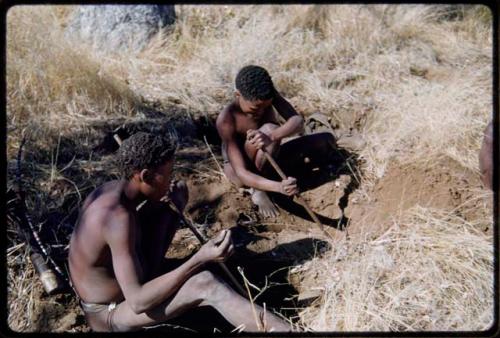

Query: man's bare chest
left=234, top=116, right=260, bottom=135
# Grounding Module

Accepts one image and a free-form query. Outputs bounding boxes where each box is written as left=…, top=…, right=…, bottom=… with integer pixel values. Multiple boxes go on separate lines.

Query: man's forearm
left=270, top=115, right=304, bottom=141
left=238, top=169, right=281, bottom=193
left=131, top=254, right=205, bottom=313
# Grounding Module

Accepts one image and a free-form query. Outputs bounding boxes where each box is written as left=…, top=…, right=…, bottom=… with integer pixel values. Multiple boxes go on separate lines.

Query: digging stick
left=166, top=202, right=248, bottom=297
left=113, top=133, right=248, bottom=297
left=261, top=149, right=334, bottom=239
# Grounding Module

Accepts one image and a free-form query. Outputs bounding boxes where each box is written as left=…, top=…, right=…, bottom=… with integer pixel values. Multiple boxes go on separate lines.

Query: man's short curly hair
left=235, top=65, right=275, bottom=101
left=116, top=132, right=176, bottom=179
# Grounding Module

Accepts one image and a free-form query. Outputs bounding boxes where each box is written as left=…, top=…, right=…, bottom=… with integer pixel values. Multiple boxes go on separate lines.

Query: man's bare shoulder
left=216, top=102, right=238, bottom=133
left=80, top=181, right=131, bottom=229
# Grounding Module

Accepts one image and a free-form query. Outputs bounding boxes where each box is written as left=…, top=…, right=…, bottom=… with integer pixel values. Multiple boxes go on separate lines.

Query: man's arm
left=269, top=91, right=304, bottom=142
left=479, top=121, right=493, bottom=190
left=104, top=209, right=232, bottom=314
left=216, top=112, right=284, bottom=193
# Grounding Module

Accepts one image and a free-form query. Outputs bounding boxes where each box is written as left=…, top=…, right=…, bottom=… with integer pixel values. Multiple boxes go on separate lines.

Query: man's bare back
left=69, top=180, right=132, bottom=305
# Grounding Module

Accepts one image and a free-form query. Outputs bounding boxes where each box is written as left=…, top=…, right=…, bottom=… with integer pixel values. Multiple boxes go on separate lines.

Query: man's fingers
left=217, top=230, right=232, bottom=253
left=284, top=185, right=298, bottom=196
left=222, top=242, right=234, bottom=258
left=247, top=130, right=257, bottom=140
left=213, top=229, right=227, bottom=246
left=283, top=177, right=298, bottom=195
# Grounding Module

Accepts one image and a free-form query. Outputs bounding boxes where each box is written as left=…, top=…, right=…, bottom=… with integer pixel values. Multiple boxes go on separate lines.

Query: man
left=217, top=65, right=340, bottom=218
left=479, top=121, right=494, bottom=190
left=216, top=65, right=304, bottom=218
left=68, top=132, right=291, bottom=332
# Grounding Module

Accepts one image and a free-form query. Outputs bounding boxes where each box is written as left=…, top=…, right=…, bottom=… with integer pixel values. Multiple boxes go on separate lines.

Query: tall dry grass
left=297, top=205, right=493, bottom=331
left=86, top=4, right=492, bottom=181
left=8, top=5, right=492, bottom=177
left=7, top=4, right=493, bottom=332
left=7, top=5, right=139, bottom=155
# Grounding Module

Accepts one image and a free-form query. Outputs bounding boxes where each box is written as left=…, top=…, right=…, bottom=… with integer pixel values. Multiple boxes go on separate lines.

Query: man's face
left=144, top=159, right=174, bottom=201
left=237, top=93, right=273, bottom=119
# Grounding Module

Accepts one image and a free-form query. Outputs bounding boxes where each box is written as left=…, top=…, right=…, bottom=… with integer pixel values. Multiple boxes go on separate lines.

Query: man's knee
left=259, top=123, right=279, bottom=136
left=184, top=270, right=223, bottom=300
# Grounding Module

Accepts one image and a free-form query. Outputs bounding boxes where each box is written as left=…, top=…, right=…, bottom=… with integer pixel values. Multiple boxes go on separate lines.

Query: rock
left=296, top=288, right=322, bottom=307
left=66, top=5, right=175, bottom=53
left=336, top=131, right=366, bottom=152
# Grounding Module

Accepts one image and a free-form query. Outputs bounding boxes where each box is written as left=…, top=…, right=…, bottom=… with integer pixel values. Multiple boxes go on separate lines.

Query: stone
left=66, top=5, right=175, bottom=53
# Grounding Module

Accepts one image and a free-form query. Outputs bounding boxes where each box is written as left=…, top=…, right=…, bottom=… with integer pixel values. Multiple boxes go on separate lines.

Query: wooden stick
left=114, top=132, right=248, bottom=297
left=168, top=202, right=248, bottom=297
left=262, top=150, right=334, bottom=239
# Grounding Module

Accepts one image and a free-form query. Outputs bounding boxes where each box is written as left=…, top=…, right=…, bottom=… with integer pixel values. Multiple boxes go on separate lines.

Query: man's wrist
left=272, top=181, right=282, bottom=194
left=269, top=130, right=281, bottom=143
left=189, top=252, right=206, bottom=270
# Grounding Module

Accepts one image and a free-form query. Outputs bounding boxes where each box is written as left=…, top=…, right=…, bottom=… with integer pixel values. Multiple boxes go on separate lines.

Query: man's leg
left=110, top=270, right=292, bottom=332
left=223, top=162, right=244, bottom=188
left=244, top=123, right=281, bottom=218
left=278, top=132, right=337, bottom=173
left=244, top=123, right=281, bottom=172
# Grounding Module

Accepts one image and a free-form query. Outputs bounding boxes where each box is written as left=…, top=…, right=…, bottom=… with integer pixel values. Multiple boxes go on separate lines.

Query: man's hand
left=195, top=230, right=234, bottom=264
left=247, top=129, right=272, bottom=150
left=279, top=177, right=298, bottom=196
left=169, top=180, right=189, bottom=213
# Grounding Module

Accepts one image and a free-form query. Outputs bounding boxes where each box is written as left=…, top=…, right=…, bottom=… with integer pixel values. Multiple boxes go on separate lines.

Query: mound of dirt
left=343, top=158, right=492, bottom=237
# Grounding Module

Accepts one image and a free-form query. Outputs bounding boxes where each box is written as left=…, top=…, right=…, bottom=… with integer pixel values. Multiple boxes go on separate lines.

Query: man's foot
left=251, top=189, right=279, bottom=218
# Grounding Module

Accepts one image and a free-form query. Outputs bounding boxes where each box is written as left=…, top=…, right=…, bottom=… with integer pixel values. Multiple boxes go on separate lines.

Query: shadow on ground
left=147, top=229, right=329, bottom=333
left=266, top=133, right=361, bottom=231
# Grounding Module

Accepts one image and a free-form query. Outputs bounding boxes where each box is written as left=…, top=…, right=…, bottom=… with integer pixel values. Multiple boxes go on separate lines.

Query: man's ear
left=139, top=169, right=153, bottom=183
left=234, top=90, right=241, bottom=98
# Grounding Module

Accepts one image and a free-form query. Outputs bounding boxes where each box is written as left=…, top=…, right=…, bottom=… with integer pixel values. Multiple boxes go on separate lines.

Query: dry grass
left=7, top=4, right=492, bottom=176
left=7, top=247, right=37, bottom=332
left=76, top=4, right=492, bottom=182
left=7, top=6, right=139, bottom=156
left=6, top=4, right=493, bottom=332
left=297, top=205, right=493, bottom=331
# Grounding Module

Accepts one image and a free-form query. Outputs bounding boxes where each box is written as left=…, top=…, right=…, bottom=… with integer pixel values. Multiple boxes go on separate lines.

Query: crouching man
left=68, top=132, right=291, bottom=332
